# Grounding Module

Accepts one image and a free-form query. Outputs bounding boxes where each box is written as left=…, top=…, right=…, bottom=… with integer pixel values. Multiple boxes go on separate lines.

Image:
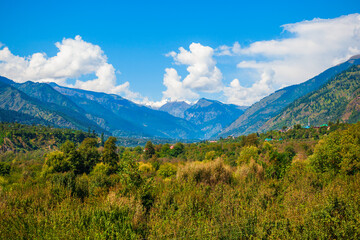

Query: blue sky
left=1, top=0, right=360, bottom=107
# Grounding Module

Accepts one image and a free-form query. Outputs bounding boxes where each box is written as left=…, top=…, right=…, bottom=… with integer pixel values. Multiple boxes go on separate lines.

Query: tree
left=78, top=138, right=100, bottom=174
left=118, top=151, right=142, bottom=191
left=44, top=151, right=71, bottom=173
left=242, top=133, right=259, bottom=147
left=102, top=136, right=119, bottom=173
left=100, top=133, right=105, bottom=147
left=311, top=122, right=360, bottom=175
left=170, top=142, right=185, bottom=157
left=144, top=141, right=155, bottom=159
left=60, top=140, right=84, bottom=174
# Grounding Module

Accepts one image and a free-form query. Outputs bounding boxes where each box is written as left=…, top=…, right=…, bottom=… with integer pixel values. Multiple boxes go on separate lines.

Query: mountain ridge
left=218, top=56, right=360, bottom=137
left=261, top=65, right=360, bottom=130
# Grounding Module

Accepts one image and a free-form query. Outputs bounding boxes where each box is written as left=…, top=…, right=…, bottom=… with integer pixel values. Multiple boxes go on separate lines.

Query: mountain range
left=0, top=56, right=359, bottom=141
left=161, top=99, right=246, bottom=139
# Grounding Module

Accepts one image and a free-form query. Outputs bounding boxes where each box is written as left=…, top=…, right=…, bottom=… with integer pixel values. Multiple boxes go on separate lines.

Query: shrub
left=158, top=163, right=177, bottom=178
left=0, top=162, right=11, bottom=175
left=238, top=146, right=259, bottom=165
left=138, top=162, right=155, bottom=174
left=177, top=159, right=232, bottom=185
left=44, top=151, right=71, bottom=173
left=236, top=159, right=264, bottom=181
left=205, top=150, right=217, bottom=161
left=311, top=122, right=360, bottom=175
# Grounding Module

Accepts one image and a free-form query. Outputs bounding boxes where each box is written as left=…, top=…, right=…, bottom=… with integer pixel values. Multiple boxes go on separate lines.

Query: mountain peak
left=196, top=98, right=218, bottom=107
left=159, top=101, right=191, bottom=118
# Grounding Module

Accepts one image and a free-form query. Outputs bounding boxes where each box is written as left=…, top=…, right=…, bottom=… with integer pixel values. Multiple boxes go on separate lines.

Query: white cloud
left=161, top=43, right=223, bottom=103
left=168, top=43, right=223, bottom=93
left=162, top=68, right=199, bottom=101
left=216, top=42, right=241, bottom=56
left=224, top=69, right=275, bottom=106
left=223, top=14, right=360, bottom=105
left=0, top=35, right=140, bottom=100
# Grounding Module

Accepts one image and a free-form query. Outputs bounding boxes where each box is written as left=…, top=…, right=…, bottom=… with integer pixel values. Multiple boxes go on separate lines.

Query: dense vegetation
left=1, top=121, right=360, bottom=239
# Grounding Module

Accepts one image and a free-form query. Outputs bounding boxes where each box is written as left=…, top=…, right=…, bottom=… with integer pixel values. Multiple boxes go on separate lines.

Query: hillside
left=0, top=78, right=103, bottom=133
left=218, top=55, right=360, bottom=137
left=261, top=65, right=360, bottom=130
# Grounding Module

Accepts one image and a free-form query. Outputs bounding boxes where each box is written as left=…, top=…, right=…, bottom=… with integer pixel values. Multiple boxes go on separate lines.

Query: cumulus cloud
left=161, top=43, right=222, bottom=102
left=223, top=14, right=360, bottom=105
left=173, top=43, right=223, bottom=92
left=0, top=35, right=140, bottom=100
left=162, top=68, right=199, bottom=101
left=224, top=69, right=275, bottom=106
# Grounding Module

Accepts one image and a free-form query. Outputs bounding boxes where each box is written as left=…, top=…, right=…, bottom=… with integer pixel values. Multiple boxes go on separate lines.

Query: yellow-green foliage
left=205, top=150, right=216, bottom=161
left=1, top=122, right=360, bottom=239
left=43, top=151, right=71, bottom=173
left=158, top=163, right=177, bottom=178
left=238, top=145, right=259, bottom=164
left=91, top=162, right=111, bottom=176
left=311, top=122, right=360, bottom=175
left=236, top=158, right=264, bottom=181
left=138, top=162, right=155, bottom=174
left=177, top=159, right=232, bottom=185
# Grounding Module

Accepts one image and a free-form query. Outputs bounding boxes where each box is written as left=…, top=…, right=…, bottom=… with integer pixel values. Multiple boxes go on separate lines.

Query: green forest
left=0, top=121, right=360, bottom=239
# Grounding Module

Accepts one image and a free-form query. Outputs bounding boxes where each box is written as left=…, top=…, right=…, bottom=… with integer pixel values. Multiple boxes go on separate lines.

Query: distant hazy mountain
left=49, top=83, right=201, bottom=139
left=183, top=98, right=245, bottom=138
left=159, top=101, right=191, bottom=118
left=159, top=98, right=246, bottom=138
left=218, top=55, right=360, bottom=137
left=0, top=76, right=202, bottom=139
left=261, top=65, right=360, bottom=130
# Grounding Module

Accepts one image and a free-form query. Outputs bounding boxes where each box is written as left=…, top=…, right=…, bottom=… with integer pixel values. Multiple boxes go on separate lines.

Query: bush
left=158, top=163, right=177, bottom=178
left=311, top=122, right=360, bottom=175
left=0, top=162, right=11, bottom=175
left=236, top=159, right=264, bottom=181
left=138, top=162, right=155, bottom=174
left=238, top=146, right=259, bottom=165
left=44, top=151, right=71, bottom=173
left=177, top=159, right=232, bottom=185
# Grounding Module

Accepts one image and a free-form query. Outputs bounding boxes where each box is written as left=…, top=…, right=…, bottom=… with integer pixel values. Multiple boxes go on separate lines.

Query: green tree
left=170, top=142, right=185, bottom=157
left=144, top=141, right=155, bottom=159
left=100, top=133, right=105, bottom=147
left=60, top=140, right=84, bottom=174
left=102, top=136, right=119, bottom=173
left=311, top=122, right=360, bottom=175
left=78, top=138, right=100, bottom=174
left=238, top=146, right=259, bottom=165
left=158, top=163, right=177, bottom=178
left=44, top=151, right=71, bottom=173
left=118, top=151, right=142, bottom=191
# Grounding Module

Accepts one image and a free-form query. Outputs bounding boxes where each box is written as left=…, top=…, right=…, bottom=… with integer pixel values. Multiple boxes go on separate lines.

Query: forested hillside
left=262, top=65, right=360, bottom=131
left=219, top=56, right=360, bottom=137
